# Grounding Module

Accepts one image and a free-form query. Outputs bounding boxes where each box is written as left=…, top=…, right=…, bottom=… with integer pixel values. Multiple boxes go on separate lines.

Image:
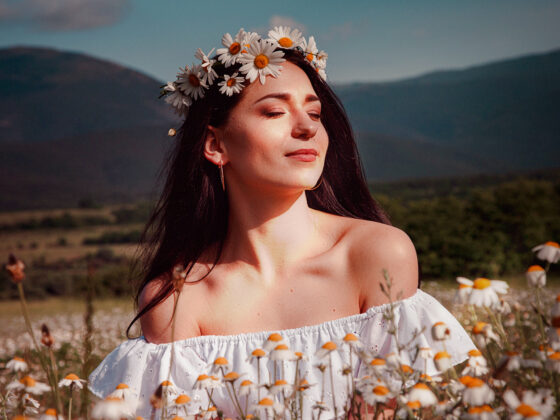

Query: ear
left=203, top=125, right=229, bottom=166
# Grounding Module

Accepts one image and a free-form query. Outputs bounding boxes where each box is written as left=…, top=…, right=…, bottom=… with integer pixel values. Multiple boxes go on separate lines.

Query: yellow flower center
left=278, top=37, right=293, bottom=48
left=370, top=358, right=386, bottom=366
left=254, top=54, right=269, bottom=69
left=175, top=394, right=190, bottom=404
left=188, top=74, right=200, bottom=87
left=306, top=53, right=314, bottom=62
left=240, top=380, right=253, bottom=386
left=473, top=278, right=491, bottom=289
left=322, top=341, right=337, bottom=350
left=412, top=383, right=430, bottom=390
left=274, top=344, right=289, bottom=351
left=419, top=373, right=432, bottom=381
left=116, top=383, right=129, bottom=389
left=516, top=403, right=540, bottom=416
left=544, top=241, right=559, bottom=248
left=268, top=333, right=283, bottom=342
left=20, top=376, right=36, bottom=387
left=14, top=356, right=25, bottom=362
left=472, top=322, right=487, bottom=334
left=252, top=348, right=265, bottom=357
left=407, top=401, right=421, bottom=410
left=401, top=364, right=413, bottom=373
left=208, top=406, right=217, bottom=412
left=226, top=78, right=236, bottom=87
left=434, top=351, right=450, bottom=360
left=229, top=42, right=241, bottom=55
left=548, top=352, right=560, bottom=361
left=214, top=357, right=228, bottom=365
left=258, top=397, right=274, bottom=406
left=527, top=265, right=544, bottom=272
left=294, top=351, right=304, bottom=358
left=160, top=380, right=173, bottom=386
left=196, top=374, right=209, bottom=381
left=224, top=372, right=239, bottom=380
left=459, top=284, right=472, bottom=289
left=274, top=379, right=288, bottom=386
left=373, top=385, right=389, bottom=395
left=468, top=349, right=483, bottom=357
left=459, top=376, right=475, bottom=386
left=343, top=333, right=358, bottom=341
left=65, top=373, right=80, bottom=381
left=45, top=409, right=57, bottom=416
left=481, top=405, right=493, bottom=412
left=465, top=378, right=484, bottom=388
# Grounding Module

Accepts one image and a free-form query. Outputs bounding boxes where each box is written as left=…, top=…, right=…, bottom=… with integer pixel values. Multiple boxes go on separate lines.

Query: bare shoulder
left=344, top=219, right=419, bottom=309
left=138, top=273, right=202, bottom=344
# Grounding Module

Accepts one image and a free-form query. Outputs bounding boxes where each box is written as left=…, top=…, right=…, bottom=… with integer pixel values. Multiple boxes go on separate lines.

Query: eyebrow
left=253, top=92, right=320, bottom=105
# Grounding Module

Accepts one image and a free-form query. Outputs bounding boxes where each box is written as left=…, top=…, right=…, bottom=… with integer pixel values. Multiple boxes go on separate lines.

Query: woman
left=89, top=27, right=476, bottom=419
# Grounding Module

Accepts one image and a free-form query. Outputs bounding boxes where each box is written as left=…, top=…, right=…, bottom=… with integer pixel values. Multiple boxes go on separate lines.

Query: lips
left=285, top=148, right=318, bottom=157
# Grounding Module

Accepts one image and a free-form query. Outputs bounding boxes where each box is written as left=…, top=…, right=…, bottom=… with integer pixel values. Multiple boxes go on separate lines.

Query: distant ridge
left=0, top=45, right=559, bottom=210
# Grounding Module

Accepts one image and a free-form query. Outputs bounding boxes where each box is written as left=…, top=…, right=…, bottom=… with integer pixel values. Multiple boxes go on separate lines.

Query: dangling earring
left=219, top=162, right=225, bottom=192
left=306, top=176, right=323, bottom=191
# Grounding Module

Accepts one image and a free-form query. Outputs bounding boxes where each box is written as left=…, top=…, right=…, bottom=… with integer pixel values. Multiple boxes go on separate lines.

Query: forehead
left=238, top=61, right=317, bottom=104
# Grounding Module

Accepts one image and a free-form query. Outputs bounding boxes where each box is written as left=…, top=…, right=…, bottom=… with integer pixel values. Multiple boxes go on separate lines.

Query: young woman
left=89, top=27, right=476, bottom=419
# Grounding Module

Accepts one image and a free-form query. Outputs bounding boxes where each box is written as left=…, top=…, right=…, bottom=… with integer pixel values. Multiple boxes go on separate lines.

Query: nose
left=291, top=111, right=318, bottom=140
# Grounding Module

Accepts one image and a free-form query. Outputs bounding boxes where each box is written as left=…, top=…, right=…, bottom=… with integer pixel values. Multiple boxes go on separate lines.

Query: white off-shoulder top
left=88, top=289, right=476, bottom=419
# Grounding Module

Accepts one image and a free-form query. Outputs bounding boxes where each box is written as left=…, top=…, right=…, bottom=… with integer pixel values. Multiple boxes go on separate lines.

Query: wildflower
left=503, top=388, right=555, bottom=419
left=177, top=64, right=207, bottom=101
left=400, top=364, right=414, bottom=375
left=368, top=357, right=387, bottom=377
left=548, top=327, right=560, bottom=351
left=363, top=383, right=393, bottom=405
left=209, top=356, right=230, bottom=374
left=163, top=82, right=192, bottom=115
left=267, top=26, right=304, bottom=49
left=223, top=371, right=241, bottom=382
left=193, top=374, right=221, bottom=391
left=39, top=408, right=63, bottom=420
left=251, top=396, right=283, bottom=418
left=341, top=332, right=362, bottom=350
left=41, top=324, right=54, bottom=348
left=238, top=39, right=286, bottom=85
left=5, top=254, right=25, bottom=283
left=201, top=406, right=219, bottom=419
left=174, top=394, right=191, bottom=406
left=418, top=347, right=434, bottom=360
left=433, top=351, right=452, bottom=372
left=218, top=72, right=245, bottom=96
left=168, top=128, right=177, bottom=137
left=270, top=379, right=292, bottom=395
left=194, top=48, right=218, bottom=86
left=454, top=280, right=473, bottom=304
left=22, top=393, right=40, bottom=415
left=419, top=373, right=442, bottom=383
left=239, top=379, right=256, bottom=397
left=407, top=383, right=437, bottom=407
left=431, top=321, right=451, bottom=341
left=462, top=377, right=494, bottom=406
left=385, top=352, right=401, bottom=368
left=7, top=376, right=50, bottom=395
left=217, top=28, right=246, bottom=67
left=92, top=396, right=133, bottom=420
left=464, top=405, right=499, bottom=420
left=301, top=36, right=318, bottom=63
left=108, top=383, right=135, bottom=401
left=546, top=352, right=560, bottom=373
left=311, top=400, right=329, bottom=413
left=526, top=265, right=546, bottom=287
left=58, top=373, right=86, bottom=389
left=297, top=378, right=313, bottom=391
left=270, top=344, right=295, bottom=361
left=263, top=333, right=285, bottom=352
left=471, top=322, right=500, bottom=348
left=457, top=277, right=509, bottom=308
left=315, top=341, right=337, bottom=359
left=462, top=349, right=488, bottom=376
left=6, top=356, right=28, bottom=372
left=532, top=241, right=560, bottom=263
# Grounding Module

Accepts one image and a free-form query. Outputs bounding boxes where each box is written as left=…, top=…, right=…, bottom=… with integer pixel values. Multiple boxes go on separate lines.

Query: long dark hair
left=126, top=49, right=391, bottom=337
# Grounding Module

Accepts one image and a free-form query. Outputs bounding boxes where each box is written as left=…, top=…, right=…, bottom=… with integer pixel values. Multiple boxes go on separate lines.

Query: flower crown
left=159, top=26, right=328, bottom=117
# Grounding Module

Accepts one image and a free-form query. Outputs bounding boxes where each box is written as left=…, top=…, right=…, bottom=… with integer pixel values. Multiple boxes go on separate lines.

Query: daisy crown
left=159, top=26, right=328, bottom=117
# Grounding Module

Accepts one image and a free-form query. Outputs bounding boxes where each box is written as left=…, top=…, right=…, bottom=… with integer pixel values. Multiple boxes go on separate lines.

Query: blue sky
left=1, top=0, right=559, bottom=84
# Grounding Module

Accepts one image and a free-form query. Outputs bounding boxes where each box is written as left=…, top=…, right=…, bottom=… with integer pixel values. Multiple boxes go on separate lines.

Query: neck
left=222, top=184, right=322, bottom=280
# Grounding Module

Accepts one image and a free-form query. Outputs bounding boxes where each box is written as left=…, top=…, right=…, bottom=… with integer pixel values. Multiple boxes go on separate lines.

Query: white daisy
left=218, top=72, right=245, bottom=96
left=301, top=36, right=318, bottom=63
left=461, top=349, right=488, bottom=376
left=92, top=396, right=134, bottom=420
left=532, top=241, right=560, bottom=263
left=526, top=265, right=546, bottom=287
left=193, top=374, right=222, bottom=391
left=177, top=64, right=207, bottom=101
left=472, top=322, right=500, bottom=348
left=7, top=376, right=51, bottom=395
left=433, top=351, right=452, bottom=372
left=107, top=383, right=136, bottom=406
left=407, top=383, right=437, bottom=407
left=363, top=383, right=393, bottom=406
left=238, top=39, right=285, bottom=85
left=6, top=356, right=28, bottom=372
left=58, top=373, right=86, bottom=389
left=270, top=344, right=296, bottom=361
left=464, top=405, right=500, bottom=420
left=251, top=396, right=284, bottom=418
left=195, top=48, right=218, bottom=86
left=503, top=388, right=555, bottom=420
left=39, top=408, right=64, bottom=420
left=216, top=28, right=246, bottom=67
left=454, top=279, right=473, bottom=304
left=208, top=356, right=230, bottom=374
left=263, top=333, right=286, bottom=352
left=270, top=379, right=292, bottom=396
left=267, top=26, right=303, bottom=49
left=462, top=377, right=494, bottom=406
left=164, top=82, right=192, bottom=115
left=457, top=276, right=509, bottom=308
left=431, top=321, right=451, bottom=341
left=238, top=379, right=257, bottom=397
left=316, top=50, right=328, bottom=68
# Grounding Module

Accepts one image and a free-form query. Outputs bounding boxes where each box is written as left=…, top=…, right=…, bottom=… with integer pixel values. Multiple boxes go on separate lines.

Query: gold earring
left=306, top=176, right=323, bottom=191
left=219, top=162, right=225, bottom=192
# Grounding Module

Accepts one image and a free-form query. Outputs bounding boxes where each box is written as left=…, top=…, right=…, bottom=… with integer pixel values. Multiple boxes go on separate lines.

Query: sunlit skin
left=140, top=62, right=418, bottom=352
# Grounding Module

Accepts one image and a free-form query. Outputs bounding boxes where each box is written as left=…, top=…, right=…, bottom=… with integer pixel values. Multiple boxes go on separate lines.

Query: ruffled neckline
left=139, top=288, right=425, bottom=347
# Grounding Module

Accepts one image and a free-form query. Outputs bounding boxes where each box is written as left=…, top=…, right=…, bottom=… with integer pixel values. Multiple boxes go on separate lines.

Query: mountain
left=0, top=46, right=559, bottom=209
left=335, top=48, right=560, bottom=173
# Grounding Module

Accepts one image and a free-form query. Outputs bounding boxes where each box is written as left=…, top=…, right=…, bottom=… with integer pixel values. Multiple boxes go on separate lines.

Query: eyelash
left=264, top=111, right=321, bottom=120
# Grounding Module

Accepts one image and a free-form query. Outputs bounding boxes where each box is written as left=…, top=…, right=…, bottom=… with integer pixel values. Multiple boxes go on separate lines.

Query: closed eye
left=265, top=111, right=285, bottom=117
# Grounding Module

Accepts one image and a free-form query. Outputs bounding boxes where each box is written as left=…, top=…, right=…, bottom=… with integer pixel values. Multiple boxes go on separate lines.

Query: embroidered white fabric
left=88, top=288, right=476, bottom=418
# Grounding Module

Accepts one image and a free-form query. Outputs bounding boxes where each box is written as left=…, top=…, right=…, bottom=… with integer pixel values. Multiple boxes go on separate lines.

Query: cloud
left=269, top=15, right=307, bottom=33
left=320, top=18, right=370, bottom=41
left=0, top=0, right=131, bottom=31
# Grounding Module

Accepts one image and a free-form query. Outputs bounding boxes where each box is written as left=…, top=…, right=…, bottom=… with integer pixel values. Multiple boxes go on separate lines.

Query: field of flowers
left=2, top=241, right=560, bottom=419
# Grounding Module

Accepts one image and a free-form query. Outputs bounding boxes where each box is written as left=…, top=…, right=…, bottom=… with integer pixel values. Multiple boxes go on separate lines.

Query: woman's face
left=211, top=61, right=328, bottom=193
